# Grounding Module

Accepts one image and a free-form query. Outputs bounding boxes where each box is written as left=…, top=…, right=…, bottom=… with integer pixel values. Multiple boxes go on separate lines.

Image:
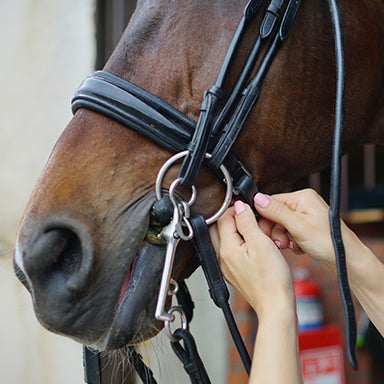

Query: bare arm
left=343, top=229, right=384, bottom=335
left=251, top=309, right=301, bottom=384
left=254, top=189, right=384, bottom=337
left=213, top=202, right=302, bottom=384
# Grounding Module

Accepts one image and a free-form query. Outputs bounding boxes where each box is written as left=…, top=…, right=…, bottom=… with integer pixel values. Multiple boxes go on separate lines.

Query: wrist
left=255, top=291, right=297, bottom=326
left=342, top=223, right=371, bottom=279
left=257, top=306, right=299, bottom=336
left=343, top=228, right=380, bottom=289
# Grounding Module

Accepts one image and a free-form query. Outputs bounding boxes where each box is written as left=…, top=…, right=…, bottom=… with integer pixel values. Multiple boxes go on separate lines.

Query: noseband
left=73, top=0, right=357, bottom=382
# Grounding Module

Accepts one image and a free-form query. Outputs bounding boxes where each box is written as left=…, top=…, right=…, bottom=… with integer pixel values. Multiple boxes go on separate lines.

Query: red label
left=300, top=346, right=345, bottom=384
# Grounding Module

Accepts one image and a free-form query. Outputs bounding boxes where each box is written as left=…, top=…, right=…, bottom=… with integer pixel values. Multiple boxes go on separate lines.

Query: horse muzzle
left=13, top=192, right=197, bottom=348
left=13, top=216, right=102, bottom=340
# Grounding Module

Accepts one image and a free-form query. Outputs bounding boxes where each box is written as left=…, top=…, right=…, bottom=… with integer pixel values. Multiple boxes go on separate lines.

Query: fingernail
left=234, top=200, right=246, bottom=215
left=254, top=193, right=271, bottom=208
left=288, top=240, right=295, bottom=250
left=274, top=240, right=281, bottom=249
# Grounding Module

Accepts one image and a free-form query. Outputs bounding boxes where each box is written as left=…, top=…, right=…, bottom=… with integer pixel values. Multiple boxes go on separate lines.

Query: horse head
left=14, top=0, right=384, bottom=352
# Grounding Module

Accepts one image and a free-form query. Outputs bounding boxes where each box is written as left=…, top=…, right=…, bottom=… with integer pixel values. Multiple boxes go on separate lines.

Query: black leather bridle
left=74, top=0, right=358, bottom=382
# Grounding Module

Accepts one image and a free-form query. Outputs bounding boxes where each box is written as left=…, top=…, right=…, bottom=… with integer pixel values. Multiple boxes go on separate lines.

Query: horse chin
left=91, top=237, right=196, bottom=351
left=95, top=241, right=166, bottom=350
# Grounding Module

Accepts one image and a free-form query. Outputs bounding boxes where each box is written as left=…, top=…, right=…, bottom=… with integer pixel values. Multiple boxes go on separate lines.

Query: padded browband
left=72, top=71, right=194, bottom=153
left=72, top=71, right=258, bottom=204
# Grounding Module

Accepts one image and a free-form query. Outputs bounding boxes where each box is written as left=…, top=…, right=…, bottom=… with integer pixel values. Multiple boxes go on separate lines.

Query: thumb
left=233, top=201, right=264, bottom=248
left=253, top=192, right=302, bottom=235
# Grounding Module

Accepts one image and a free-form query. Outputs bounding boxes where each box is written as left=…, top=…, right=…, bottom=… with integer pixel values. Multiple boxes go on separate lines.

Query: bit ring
left=164, top=306, right=188, bottom=342
left=155, top=150, right=232, bottom=225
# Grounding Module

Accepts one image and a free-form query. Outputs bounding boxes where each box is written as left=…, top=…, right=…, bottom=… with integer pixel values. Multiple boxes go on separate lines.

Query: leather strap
left=124, top=346, right=157, bottom=384
left=210, top=0, right=302, bottom=171
left=171, top=329, right=211, bottom=384
left=280, top=0, right=303, bottom=40
left=178, top=90, right=220, bottom=188
left=72, top=71, right=194, bottom=154
left=190, top=214, right=251, bottom=375
left=327, top=0, right=358, bottom=370
left=177, top=0, right=265, bottom=188
left=176, top=280, right=195, bottom=325
left=244, top=0, right=266, bottom=20
left=190, top=214, right=230, bottom=308
left=83, top=346, right=102, bottom=384
left=260, top=0, right=284, bottom=38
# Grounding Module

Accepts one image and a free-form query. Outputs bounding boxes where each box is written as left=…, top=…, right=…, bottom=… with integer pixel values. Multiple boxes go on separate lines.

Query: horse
left=13, top=0, right=384, bottom=364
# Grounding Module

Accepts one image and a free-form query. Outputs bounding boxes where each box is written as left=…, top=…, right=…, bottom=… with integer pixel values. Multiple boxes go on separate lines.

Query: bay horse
left=13, top=0, right=384, bottom=369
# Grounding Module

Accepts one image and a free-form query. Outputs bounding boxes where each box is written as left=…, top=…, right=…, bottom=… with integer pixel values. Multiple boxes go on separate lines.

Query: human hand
left=253, top=188, right=353, bottom=273
left=211, top=200, right=295, bottom=317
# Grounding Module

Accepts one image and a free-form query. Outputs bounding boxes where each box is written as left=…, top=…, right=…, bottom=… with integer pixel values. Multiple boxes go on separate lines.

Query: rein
left=74, top=0, right=358, bottom=382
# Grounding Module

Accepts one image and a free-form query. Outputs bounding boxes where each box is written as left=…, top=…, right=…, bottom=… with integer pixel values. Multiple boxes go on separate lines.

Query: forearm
left=249, top=309, right=302, bottom=384
left=344, top=229, right=384, bottom=336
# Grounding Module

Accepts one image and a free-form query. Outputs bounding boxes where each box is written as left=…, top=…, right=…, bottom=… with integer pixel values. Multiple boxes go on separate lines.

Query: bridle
left=73, top=0, right=358, bottom=383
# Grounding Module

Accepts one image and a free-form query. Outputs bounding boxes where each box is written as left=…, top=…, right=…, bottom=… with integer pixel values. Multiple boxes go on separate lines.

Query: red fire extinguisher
left=294, top=268, right=324, bottom=332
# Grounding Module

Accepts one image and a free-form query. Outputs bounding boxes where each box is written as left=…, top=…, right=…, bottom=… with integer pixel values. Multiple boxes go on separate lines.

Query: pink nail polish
left=288, top=240, right=295, bottom=250
left=234, top=200, right=246, bottom=215
left=254, top=192, right=271, bottom=208
left=274, top=240, right=281, bottom=249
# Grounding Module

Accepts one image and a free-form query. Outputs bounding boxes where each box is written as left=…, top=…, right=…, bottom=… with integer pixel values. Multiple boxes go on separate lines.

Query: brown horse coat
left=14, top=0, right=384, bottom=350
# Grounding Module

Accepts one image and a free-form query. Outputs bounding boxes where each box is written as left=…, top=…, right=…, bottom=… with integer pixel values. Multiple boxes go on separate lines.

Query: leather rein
left=73, top=0, right=358, bottom=382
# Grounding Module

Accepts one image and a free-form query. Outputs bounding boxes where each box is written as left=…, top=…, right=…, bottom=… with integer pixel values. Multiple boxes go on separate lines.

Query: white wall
left=0, top=1, right=228, bottom=383
left=0, top=0, right=94, bottom=383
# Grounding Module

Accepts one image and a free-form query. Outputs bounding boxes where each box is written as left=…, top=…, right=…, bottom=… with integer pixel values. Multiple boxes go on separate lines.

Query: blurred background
left=2, top=1, right=384, bottom=383
left=0, top=0, right=94, bottom=382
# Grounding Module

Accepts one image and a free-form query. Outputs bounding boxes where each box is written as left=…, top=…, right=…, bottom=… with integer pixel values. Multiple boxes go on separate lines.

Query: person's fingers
left=217, top=207, right=244, bottom=250
left=270, top=223, right=290, bottom=249
left=258, top=217, right=273, bottom=236
left=272, top=189, right=329, bottom=216
left=233, top=201, right=266, bottom=250
left=259, top=217, right=304, bottom=251
left=259, top=218, right=290, bottom=248
left=253, top=192, right=305, bottom=237
left=286, top=232, right=305, bottom=254
left=255, top=190, right=337, bottom=265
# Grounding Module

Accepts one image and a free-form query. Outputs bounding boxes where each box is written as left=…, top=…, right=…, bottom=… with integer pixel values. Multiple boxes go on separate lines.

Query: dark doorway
left=96, top=0, right=137, bottom=69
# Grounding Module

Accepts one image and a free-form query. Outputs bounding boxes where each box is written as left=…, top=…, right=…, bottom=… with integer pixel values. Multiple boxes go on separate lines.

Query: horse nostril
left=51, top=229, right=81, bottom=277
left=22, top=225, right=93, bottom=294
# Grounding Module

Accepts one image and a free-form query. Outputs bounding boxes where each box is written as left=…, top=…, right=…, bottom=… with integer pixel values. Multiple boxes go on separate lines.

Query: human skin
left=212, top=189, right=384, bottom=383
left=253, top=189, right=384, bottom=339
left=212, top=201, right=303, bottom=384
